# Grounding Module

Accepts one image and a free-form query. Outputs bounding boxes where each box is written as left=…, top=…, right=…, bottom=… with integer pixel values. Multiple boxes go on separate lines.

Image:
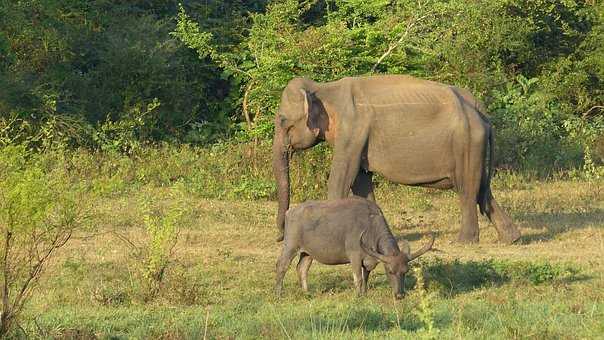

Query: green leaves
left=0, top=144, right=88, bottom=336
left=172, top=5, right=215, bottom=60
left=0, top=0, right=602, bottom=172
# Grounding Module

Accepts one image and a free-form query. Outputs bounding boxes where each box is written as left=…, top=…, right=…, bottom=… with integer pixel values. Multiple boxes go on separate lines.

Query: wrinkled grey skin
left=275, top=197, right=434, bottom=298
left=273, top=75, right=521, bottom=244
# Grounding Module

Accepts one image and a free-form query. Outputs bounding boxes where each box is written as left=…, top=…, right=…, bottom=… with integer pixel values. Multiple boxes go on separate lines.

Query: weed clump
left=413, top=265, right=441, bottom=339
left=112, top=186, right=194, bottom=301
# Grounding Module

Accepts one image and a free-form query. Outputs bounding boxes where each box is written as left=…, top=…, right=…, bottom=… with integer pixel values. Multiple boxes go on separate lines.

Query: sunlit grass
left=15, top=173, right=604, bottom=339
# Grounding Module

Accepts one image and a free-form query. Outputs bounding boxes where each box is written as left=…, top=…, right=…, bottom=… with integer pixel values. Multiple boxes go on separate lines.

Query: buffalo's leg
left=361, top=266, right=370, bottom=294
left=485, top=192, right=521, bottom=244
left=351, top=258, right=364, bottom=296
left=275, top=247, right=298, bottom=296
left=296, top=253, right=313, bottom=292
left=351, top=170, right=375, bottom=201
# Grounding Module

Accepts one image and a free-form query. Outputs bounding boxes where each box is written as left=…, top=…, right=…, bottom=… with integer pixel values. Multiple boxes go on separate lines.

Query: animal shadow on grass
left=315, top=271, right=354, bottom=294
left=407, top=260, right=508, bottom=297
left=402, top=230, right=447, bottom=242
left=516, top=208, right=604, bottom=243
left=405, top=259, right=588, bottom=298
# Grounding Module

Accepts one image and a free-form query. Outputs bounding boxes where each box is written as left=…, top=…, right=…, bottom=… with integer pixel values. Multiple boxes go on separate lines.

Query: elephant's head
left=272, top=78, right=327, bottom=240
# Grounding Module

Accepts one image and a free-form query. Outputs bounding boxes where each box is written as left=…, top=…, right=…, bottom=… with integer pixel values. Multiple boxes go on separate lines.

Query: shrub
left=489, top=75, right=583, bottom=173
left=113, top=186, right=193, bottom=300
left=0, top=145, right=89, bottom=336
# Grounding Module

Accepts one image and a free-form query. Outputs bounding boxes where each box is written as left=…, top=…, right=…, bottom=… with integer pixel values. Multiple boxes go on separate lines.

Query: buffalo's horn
left=409, top=233, right=435, bottom=261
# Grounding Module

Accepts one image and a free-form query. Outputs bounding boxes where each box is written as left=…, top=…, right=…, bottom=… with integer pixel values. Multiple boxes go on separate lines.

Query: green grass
left=7, top=168, right=601, bottom=339
left=2, top=143, right=603, bottom=338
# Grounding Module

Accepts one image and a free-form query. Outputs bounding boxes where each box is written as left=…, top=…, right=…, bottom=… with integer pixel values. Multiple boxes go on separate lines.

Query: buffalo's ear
left=360, top=230, right=389, bottom=263
left=300, top=89, right=321, bottom=136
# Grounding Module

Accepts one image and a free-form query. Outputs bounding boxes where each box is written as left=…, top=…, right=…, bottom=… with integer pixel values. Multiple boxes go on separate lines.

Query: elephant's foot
left=275, top=231, right=284, bottom=242
left=496, top=224, right=521, bottom=244
left=456, top=229, right=479, bottom=244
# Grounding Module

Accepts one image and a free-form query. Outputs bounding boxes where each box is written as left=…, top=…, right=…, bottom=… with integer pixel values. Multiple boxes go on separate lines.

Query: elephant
left=272, top=75, right=521, bottom=244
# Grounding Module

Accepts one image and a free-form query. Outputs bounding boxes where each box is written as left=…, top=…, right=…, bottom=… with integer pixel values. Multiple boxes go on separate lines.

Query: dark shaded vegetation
left=0, top=0, right=603, bottom=175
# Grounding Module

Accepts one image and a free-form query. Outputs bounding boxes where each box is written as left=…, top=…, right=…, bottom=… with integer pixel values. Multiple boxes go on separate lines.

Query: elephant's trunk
left=272, top=115, right=290, bottom=242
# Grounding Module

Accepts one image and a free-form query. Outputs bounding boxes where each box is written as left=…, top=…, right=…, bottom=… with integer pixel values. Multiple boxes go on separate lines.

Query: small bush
left=92, top=99, right=161, bottom=154
left=412, top=265, right=441, bottom=339
left=493, top=260, right=581, bottom=285
left=0, top=145, right=89, bottom=336
left=113, top=186, right=193, bottom=300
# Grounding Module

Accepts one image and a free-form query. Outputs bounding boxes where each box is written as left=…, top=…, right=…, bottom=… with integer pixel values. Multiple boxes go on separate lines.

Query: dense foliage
left=1, top=0, right=603, bottom=172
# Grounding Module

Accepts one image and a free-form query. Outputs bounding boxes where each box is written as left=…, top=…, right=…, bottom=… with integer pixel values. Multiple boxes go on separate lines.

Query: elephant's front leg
left=327, top=138, right=368, bottom=200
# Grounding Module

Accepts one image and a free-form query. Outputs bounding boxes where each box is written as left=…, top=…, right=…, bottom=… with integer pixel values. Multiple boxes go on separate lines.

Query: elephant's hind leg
left=454, top=130, right=483, bottom=244
left=485, top=192, right=521, bottom=244
left=457, top=185, right=481, bottom=243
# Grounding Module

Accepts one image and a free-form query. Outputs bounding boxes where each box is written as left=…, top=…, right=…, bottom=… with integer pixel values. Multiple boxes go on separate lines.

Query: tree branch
left=1, top=230, right=12, bottom=334
left=583, top=105, right=604, bottom=118
left=242, top=81, right=254, bottom=131
left=371, top=14, right=431, bottom=73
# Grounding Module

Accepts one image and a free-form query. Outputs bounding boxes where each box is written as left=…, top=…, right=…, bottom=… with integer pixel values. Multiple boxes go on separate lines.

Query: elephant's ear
left=300, top=89, right=323, bottom=136
left=300, top=89, right=311, bottom=117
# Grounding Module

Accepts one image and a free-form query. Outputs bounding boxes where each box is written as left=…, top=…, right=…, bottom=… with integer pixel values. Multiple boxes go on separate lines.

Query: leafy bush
left=0, top=145, right=89, bottom=336
left=92, top=99, right=160, bottom=154
left=489, top=75, right=583, bottom=173
left=412, top=265, right=440, bottom=339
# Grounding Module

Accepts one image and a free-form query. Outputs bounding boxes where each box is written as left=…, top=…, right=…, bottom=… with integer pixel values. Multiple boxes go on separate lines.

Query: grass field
left=19, top=176, right=604, bottom=339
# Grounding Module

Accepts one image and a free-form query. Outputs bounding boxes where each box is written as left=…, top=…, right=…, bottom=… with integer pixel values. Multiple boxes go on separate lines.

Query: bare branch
left=111, top=231, right=141, bottom=254
left=371, top=14, right=432, bottom=73
left=583, top=105, right=604, bottom=118
left=242, top=81, right=254, bottom=131
left=2, top=231, right=12, bottom=332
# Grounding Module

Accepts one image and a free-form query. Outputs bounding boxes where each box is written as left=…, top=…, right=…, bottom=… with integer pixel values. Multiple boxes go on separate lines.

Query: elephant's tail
left=478, top=124, right=493, bottom=216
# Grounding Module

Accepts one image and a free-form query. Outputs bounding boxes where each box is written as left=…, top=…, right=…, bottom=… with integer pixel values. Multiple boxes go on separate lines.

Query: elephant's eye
left=279, top=115, right=287, bottom=127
